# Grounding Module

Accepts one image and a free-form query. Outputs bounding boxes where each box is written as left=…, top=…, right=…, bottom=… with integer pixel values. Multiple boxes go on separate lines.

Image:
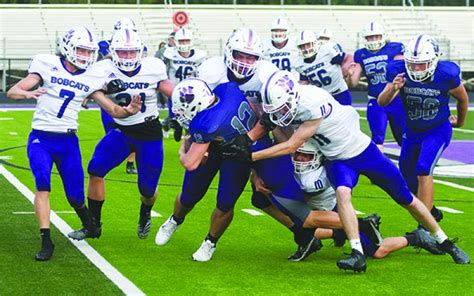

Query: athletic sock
left=349, top=239, right=364, bottom=254
left=88, top=198, right=104, bottom=223
left=205, top=233, right=219, bottom=245
left=40, top=228, right=52, bottom=247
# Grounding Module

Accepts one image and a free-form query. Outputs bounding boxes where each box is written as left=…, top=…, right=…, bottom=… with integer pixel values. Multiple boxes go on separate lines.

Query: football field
left=0, top=108, right=473, bottom=295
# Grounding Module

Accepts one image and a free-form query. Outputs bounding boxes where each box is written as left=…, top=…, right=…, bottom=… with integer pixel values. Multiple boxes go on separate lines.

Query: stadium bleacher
left=0, top=5, right=472, bottom=71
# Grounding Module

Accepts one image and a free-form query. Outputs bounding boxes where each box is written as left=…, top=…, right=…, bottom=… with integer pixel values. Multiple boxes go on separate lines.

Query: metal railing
left=0, top=0, right=471, bottom=6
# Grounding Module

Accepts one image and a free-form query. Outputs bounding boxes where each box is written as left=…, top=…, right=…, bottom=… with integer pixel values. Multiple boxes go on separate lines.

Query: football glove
left=259, top=113, right=277, bottom=131
left=219, top=133, right=253, bottom=163
left=105, top=79, right=127, bottom=94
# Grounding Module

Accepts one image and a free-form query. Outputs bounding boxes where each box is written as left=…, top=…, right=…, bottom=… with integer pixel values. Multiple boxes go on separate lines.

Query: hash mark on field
left=355, top=210, right=365, bottom=215
left=0, top=165, right=145, bottom=296
left=437, top=207, right=464, bottom=214
left=9, top=132, right=18, bottom=135
left=0, top=118, right=14, bottom=120
left=242, top=209, right=264, bottom=216
left=0, top=156, right=13, bottom=160
left=151, top=210, right=162, bottom=217
left=13, top=211, right=76, bottom=214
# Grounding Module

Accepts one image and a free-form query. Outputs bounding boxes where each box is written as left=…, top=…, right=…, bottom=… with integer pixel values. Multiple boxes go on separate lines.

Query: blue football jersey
left=189, top=82, right=257, bottom=143
left=354, top=42, right=404, bottom=98
left=386, top=60, right=461, bottom=132
left=98, top=40, right=111, bottom=60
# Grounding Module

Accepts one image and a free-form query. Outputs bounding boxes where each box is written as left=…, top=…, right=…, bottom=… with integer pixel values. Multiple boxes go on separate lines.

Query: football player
left=7, top=26, right=141, bottom=261
left=162, top=27, right=207, bottom=142
left=155, top=79, right=257, bottom=262
left=378, top=34, right=469, bottom=223
left=316, top=28, right=332, bottom=44
left=294, top=30, right=353, bottom=106
left=262, top=17, right=299, bottom=71
left=252, top=70, right=470, bottom=271
left=348, top=22, right=406, bottom=152
left=291, top=139, right=445, bottom=259
left=68, top=28, right=174, bottom=241
left=97, top=17, right=142, bottom=174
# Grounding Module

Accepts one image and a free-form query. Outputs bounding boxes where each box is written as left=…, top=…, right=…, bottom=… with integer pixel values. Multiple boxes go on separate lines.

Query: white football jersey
left=28, top=54, right=107, bottom=133
left=97, top=57, right=168, bottom=126
left=163, top=47, right=207, bottom=85
left=294, top=167, right=336, bottom=211
left=294, top=42, right=348, bottom=95
left=198, top=57, right=278, bottom=115
left=292, top=85, right=371, bottom=160
left=262, top=38, right=299, bottom=72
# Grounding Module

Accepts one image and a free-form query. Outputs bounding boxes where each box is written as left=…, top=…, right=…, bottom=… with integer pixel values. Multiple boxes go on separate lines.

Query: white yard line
left=0, top=165, right=145, bottom=296
left=436, top=207, right=464, bottom=214
left=0, top=117, right=14, bottom=120
left=151, top=210, right=162, bottom=217
left=241, top=209, right=265, bottom=216
left=355, top=210, right=365, bottom=215
left=433, top=179, right=474, bottom=192
left=9, top=132, right=18, bottom=135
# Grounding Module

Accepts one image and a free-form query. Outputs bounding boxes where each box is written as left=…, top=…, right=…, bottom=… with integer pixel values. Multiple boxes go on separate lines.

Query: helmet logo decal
left=276, top=74, right=294, bottom=93
left=179, top=86, right=195, bottom=104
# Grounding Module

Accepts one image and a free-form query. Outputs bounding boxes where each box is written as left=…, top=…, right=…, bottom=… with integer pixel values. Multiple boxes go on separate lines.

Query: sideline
left=0, top=165, right=145, bottom=296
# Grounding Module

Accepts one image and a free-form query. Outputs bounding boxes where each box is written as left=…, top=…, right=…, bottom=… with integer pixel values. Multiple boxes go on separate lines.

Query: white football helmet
left=261, top=70, right=300, bottom=127
left=362, top=22, right=386, bottom=51
left=296, top=30, right=321, bottom=58
left=175, top=28, right=193, bottom=53
left=293, top=138, right=324, bottom=174
left=60, top=26, right=98, bottom=70
left=271, top=17, right=289, bottom=43
left=317, top=28, right=332, bottom=43
left=404, top=34, right=440, bottom=82
left=224, top=28, right=263, bottom=79
left=171, top=78, right=215, bottom=128
left=114, top=18, right=137, bottom=32
left=110, top=28, right=144, bottom=72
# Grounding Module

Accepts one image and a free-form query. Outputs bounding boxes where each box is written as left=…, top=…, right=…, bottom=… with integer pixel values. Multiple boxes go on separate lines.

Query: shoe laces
left=162, top=218, right=177, bottom=233
left=201, top=240, right=215, bottom=253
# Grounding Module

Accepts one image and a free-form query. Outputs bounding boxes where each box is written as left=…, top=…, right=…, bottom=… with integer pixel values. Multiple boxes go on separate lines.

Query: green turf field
left=0, top=109, right=473, bottom=295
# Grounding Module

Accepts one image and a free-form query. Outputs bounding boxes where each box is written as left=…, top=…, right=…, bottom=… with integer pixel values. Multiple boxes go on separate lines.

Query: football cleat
left=35, top=244, right=55, bottom=261
left=409, top=228, right=445, bottom=255
left=439, top=239, right=470, bottom=264
left=137, top=211, right=152, bottom=239
left=192, top=239, right=216, bottom=262
left=288, top=237, right=323, bottom=262
left=126, top=163, right=138, bottom=174
left=155, top=215, right=179, bottom=246
left=68, top=223, right=102, bottom=240
left=336, top=249, right=367, bottom=273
